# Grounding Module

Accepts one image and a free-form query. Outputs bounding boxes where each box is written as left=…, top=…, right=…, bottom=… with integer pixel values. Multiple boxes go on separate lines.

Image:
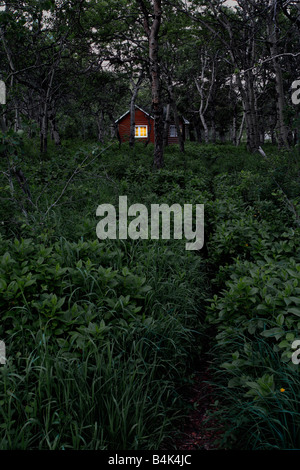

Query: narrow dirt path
left=172, top=361, right=223, bottom=450
left=169, top=173, right=222, bottom=450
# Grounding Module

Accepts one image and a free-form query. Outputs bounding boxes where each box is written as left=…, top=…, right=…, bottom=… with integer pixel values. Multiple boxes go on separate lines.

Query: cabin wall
left=117, top=110, right=189, bottom=145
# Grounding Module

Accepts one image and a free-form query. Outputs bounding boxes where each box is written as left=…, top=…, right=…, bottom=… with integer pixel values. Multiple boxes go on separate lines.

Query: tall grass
left=207, top=324, right=300, bottom=450
left=0, top=326, right=191, bottom=450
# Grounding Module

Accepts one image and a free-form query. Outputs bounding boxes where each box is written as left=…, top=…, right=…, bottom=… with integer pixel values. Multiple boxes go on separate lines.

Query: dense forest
left=1, top=0, right=300, bottom=452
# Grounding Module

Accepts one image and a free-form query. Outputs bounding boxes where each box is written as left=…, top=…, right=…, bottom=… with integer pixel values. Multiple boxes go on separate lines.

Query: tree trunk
left=138, top=0, right=164, bottom=168
left=195, top=76, right=209, bottom=144
left=150, top=1, right=163, bottom=168
left=96, top=110, right=105, bottom=144
left=144, top=113, right=152, bottom=147
left=200, top=112, right=209, bottom=144
left=129, top=97, right=136, bottom=148
left=194, top=58, right=216, bottom=145
left=246, top=70, right=260, bottom=151
left=211, top=109, right=216, bottom=144
left=40, top=68, right=55, bottom=154
left=40, top=100, right=48, bottom=154
left=168, top=82, right=184, bottom=153
left=195, top=124, right=202, bottom=143
left=49, top=103, right=61, bottom=146
left=163, top=103, right=171, bottom=147
left=268, top=19, right=289, bottom=148
left=109, top=112, right=122, bottom=147
left=129, top=74, right=143, bottom=148
left=235, top=71, right=260, bottom=152
left=0, top=114, right=7, bottom=132
left=14, top=104, right=21, bottom=132
left=237, top=112, right=245, bottom=146
left=231, top=115, right=237, bottom=145
left=271, top=126, right=277, bottom=146
left=0, top=18, right=19, bottom=133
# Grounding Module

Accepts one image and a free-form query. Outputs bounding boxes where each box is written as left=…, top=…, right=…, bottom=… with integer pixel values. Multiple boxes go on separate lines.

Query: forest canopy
left=1, top=0, right=300, bottom=165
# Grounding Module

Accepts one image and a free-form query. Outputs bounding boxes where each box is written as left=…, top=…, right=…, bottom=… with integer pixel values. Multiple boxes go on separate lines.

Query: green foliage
left=1, top=138, right=300, bottom=450
left=0, top=141, right=211, bottom=449
left=203, top=145, right=300, bottom=450
left=0, top=339, right=181, bottom=450
left=0, top=230, right=205, bottom=449
left=207, top=336, right=300, bottom=449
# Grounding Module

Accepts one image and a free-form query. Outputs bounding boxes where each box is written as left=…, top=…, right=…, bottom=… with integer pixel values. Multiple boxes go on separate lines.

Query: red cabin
left=115, top=106, right=189, bottom=145
left=116, top=106, right=155, bottom=143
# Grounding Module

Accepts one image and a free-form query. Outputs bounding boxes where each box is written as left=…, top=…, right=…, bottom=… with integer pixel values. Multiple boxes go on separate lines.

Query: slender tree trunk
left=231, top=115, right=237, bottom=145
left=96, top=110, right=105, bottom=144
left=237, top=112, right=245, bottom=146
left=0, top=115, right=6, bottom=132
left=129, top=98, right=136, bottom=148
left=144, top=114, right=152, bottom=147
left=129, top=74, right=143, bottom=148
left=163, top=103, right=171, bottom=147
left=137, top=0, right=164, bottom=168
left=246, top=70, right=260, bottom=151
left=294, top=128, right=298, bottom=147
left=199, top=112, right=209, bottom=144
left=229, top=78, right=237, bottom=145
left=195, top=123, right=202, bottom=143
left=194, top=57, right=216, bottom=145
left=168, top=82, right=184, bottom=153
left=40, top=100, right=48, bottom=154
left=109, top=112, right=122, bottom=147
left=195, top=75, right=209, bottom=143
left=14, top=104, right=21, bottom=132
left=0, top=16, right=19, bottom=133
left=235, top=71, right=260, bottom=152
left=40, top=68, right=55, bottom=154
left=271, top=126, right=277, bottom=145
left=52, top=124, right=61, bottom=146
left=211, top=107, right=216, bottom=144
left=49, top=102, right=61, bottom=146
left=150, top=1, right=163, bottom=168
left=268, top=20, right=289, bottom=148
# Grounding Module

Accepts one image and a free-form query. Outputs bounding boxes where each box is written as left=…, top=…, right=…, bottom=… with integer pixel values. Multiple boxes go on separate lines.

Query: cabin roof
left=115, top=105, right=154, bottom=123
left=115, top=105, right=190, bottom=125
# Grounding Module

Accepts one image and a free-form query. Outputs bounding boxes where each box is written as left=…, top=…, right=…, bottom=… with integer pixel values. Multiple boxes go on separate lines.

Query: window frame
left=135, top=125, right=148, bottom=138
left=169, top=125, right=178, bottom=138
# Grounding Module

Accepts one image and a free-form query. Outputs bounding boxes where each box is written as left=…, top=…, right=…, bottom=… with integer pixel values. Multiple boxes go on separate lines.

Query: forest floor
left=173, top=368, right=221, bottom=449
left=165, top=326, right=224, bottom=450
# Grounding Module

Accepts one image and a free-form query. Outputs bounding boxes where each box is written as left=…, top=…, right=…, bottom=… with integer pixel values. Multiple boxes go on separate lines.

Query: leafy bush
left=204, top=148, right=300, bottom=449
left=0, top=228, right=206, bottom=449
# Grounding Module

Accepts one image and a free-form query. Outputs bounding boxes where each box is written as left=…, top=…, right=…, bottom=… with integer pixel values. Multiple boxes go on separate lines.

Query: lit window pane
left=135, top=125, right=147, bottom=138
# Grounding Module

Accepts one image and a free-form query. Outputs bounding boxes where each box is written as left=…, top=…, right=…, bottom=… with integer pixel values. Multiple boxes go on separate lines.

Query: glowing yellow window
left=135, top=125, right=148, bottom=138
